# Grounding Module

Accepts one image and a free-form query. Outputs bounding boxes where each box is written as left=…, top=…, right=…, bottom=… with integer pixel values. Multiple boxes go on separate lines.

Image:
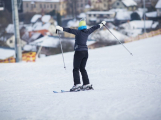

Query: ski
left=53, top=90, right=79, bottom=93
left=53, top=89, right=94, bottom=93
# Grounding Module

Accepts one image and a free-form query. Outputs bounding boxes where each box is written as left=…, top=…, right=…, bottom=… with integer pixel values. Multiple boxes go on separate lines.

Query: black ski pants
left=73, top=51, right=89, bottom=85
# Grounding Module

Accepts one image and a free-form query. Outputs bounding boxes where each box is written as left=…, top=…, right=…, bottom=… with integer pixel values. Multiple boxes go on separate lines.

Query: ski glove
left=99, top=21, right=106, bottom=28
left=56, top=26, right=63, bottom=34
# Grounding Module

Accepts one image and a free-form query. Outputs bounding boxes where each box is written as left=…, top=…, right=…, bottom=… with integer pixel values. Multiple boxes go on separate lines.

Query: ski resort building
left=22, top=0, right=67, bottom=15
left=86, top=11, right=115, bottom=25
left=112, top=0, right=137, bottom=11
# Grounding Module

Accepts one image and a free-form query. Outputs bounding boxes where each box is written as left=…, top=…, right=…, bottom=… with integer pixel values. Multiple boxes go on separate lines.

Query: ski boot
left=70, top=84, right=81, bottom=92
left=81, top=84, right=94, bottom=91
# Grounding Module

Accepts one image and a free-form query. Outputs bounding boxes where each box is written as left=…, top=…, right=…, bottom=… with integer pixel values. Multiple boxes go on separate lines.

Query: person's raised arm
left=56, top=26, right=78, bottom=35
left=87, top=21, right=106, bottom=34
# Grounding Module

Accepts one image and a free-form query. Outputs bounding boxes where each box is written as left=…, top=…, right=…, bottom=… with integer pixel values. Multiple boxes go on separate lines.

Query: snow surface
left=156, top=0, right=161, bottom=8
left=0, top=35, right=161, bottom=120
left=0, top=48, right=15, bottom=60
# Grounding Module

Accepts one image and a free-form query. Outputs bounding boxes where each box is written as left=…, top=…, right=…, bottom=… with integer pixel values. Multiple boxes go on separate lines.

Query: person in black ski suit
left=56, top=19, right=106, bottom=91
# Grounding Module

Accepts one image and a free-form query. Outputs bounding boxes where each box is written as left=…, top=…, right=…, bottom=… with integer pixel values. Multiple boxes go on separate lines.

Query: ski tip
left=53, top=91, right=58, bottom=93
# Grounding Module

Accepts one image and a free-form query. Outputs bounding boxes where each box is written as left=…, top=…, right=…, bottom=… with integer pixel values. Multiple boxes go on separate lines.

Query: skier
left=56, top=19, right=106, bottom=91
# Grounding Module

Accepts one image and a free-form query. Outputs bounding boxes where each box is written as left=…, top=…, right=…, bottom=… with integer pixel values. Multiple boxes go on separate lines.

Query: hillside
left=0, top=35, right=161, bottom=120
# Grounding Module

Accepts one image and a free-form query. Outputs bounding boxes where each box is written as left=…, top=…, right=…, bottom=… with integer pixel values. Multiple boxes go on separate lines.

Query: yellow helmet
left=78, top=18, right=87, bottom=30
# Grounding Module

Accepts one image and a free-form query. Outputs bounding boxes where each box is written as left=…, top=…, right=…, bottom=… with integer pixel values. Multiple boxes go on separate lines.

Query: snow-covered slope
left=0, top=35, right=161, bottom=120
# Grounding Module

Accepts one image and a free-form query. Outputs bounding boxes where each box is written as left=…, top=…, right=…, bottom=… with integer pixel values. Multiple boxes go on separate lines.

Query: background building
left=112, top=0, right=137, bottom=11
left=23, top=0, right=67, bottom=15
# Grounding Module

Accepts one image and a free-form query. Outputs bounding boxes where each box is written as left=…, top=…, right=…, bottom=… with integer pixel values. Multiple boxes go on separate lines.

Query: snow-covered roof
left=87, top=11, right=115, bottom=15
left=85, top=4, right=91, bottom=9
left=29, top=32, right=42, bottom=42
left=23, top=0, right=60, bottom=2
left=89, top=18, right=97, bottom=21
left=31, top=14, right=42, bottom=23
left=0, top=47, right=15, bottom=60
left=5, top=24, right=24, bottom=33
left=152, top=22, right=159, bottom=29
left=155, top=0, right=161, bottom=8
left=122, top=0, right=137, bottom=7
left=119, top=20, right=154, bottom=29
left=0, top=33, right=13, bottom=42
left=32, top=22, right=51, bottom=31
left=23, top=45, right=37, bottom=51
left=77, top=13, right=86, bottom=19
left=115, top=10, right=131, bottom=20
left=146, top=11, right=158, bottom=18
left=30, top=36, right=94, bottom=48
left=67, top=20, right=79, bottom=27
left=91, top=29, right=129, bottom=41
left=29, top=36, right=60, bottom=48
left=42, top=15, right=51, bottom=23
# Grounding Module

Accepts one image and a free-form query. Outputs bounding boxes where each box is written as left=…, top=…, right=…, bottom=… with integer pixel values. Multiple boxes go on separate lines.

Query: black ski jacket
left=63, top=25, right=100, bottom=51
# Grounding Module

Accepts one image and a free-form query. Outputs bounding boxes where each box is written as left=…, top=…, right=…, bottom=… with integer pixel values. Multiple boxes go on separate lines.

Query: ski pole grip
left=56, top=29, right=60, bottom=34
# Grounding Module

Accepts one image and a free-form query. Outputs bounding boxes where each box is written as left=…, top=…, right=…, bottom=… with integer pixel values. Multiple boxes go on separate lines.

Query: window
left=10, top=40, right=13, bottom=43
left=34, top=4, right=36, bottom=8
left=26, top=3, right=28, bottom=8
left=51, top=4, right=53, bottom=9
left=55, top=4, right=57, bottom=9
left=44, top=4, right=46, bottom=8
left=40, top=4, right=42, bottom=8
left=133, top=6, right=136, bottom=10
left=117, top=2, right=120, bottom=6
left=89, top=14, right=91, bottom=17
left=31, top=4, right=33, bottom=9
left=99, top=14, right=103, bottom=17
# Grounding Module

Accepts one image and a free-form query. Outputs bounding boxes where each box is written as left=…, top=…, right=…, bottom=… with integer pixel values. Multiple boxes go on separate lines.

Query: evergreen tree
left=131, top=12, right=141, bottom=21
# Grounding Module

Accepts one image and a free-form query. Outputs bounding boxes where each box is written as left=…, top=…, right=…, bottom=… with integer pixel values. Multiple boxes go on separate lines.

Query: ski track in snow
left=0, top=35, right=161, bottom=120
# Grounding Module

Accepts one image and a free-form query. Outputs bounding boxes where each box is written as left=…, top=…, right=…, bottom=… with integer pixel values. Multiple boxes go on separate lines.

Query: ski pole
left=103, top=25, right=133, bottom=56
left=57, top=30, right=66, bottom=70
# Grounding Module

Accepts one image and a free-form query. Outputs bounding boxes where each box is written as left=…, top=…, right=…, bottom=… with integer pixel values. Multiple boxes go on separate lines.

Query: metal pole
left=104, top=25, right=133, bottom=56
left=143, top=0, right=146, bottom=33
left=58, top=31, right=66, bottom=69
left=12, top=0, right=22, bottom=62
